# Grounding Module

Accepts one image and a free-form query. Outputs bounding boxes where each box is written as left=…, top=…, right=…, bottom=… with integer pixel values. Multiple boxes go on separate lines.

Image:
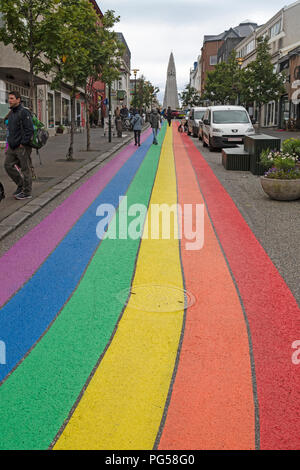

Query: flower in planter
left=260, top=148, right=300, bottom=179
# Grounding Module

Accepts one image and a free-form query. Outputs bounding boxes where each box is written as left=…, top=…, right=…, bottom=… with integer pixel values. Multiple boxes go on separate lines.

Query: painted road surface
left=0, top=123, right=299, bottom=450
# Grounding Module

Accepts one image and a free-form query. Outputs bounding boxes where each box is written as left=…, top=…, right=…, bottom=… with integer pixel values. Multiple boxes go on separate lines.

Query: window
left=213, top=110, right=250, bottom=124
left=47, top=93, right=54, bottom=128
left=270, top=20, right=282, bottom=38
left=62, top=97, right=70, bottom=125
left=210, top=55, right=217, bottom=66
left=240, top=40, right=255, bottom=58
left=194, top=111, right=206, bottom=120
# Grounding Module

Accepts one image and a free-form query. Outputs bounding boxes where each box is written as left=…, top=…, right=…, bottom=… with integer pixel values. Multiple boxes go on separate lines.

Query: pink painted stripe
left=0, top=128, right=152, bottom=308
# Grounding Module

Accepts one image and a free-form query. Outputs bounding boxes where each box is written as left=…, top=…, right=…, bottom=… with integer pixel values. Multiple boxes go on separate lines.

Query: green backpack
left=30, top=114, right=49, bottom=149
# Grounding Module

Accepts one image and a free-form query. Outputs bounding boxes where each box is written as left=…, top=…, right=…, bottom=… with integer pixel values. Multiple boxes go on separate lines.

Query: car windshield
left=194, top=111, right=205, bottom=120
left=213, top=110, right=250, bottom=124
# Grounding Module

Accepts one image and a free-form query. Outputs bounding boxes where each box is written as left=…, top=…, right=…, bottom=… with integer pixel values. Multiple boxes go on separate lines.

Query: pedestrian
left=4, top=91, right=34, bottom=200
left=120, top=105, right=129, bottom=119
left=167, top=106, right=173, bottom=127
left=131, top=111, right=143, bottom=147
left=115, top=115, right=123, bottom=138
left=149, top=108, right=161, bottom=145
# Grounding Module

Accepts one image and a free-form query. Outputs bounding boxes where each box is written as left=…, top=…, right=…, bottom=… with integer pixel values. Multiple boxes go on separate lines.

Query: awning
left=0, top=67, right=49, bottom=86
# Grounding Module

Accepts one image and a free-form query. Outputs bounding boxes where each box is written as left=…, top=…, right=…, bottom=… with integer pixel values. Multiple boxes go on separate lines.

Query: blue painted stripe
left=0, top=134, right=154, bottom=383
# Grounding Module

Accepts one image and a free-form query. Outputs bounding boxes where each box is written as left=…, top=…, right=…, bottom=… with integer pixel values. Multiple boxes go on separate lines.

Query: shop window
left=47, top=93, right=54, bottom=128
left=62, top=97, right=70, bottom=125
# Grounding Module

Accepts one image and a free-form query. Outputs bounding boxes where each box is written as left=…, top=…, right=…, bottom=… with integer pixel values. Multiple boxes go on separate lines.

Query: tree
left=242, top=37, right=285, bottom=125
left=0, top=0, right=59, bottom=110
left=132, top=76, right=159, bottom=111
left=204, top=51, right=244, bottom=104
left=82, top=10, right=124, bottom=151
left=47, top=1, right=123, bottom=159
left=179, top=85, right=202, bottom=108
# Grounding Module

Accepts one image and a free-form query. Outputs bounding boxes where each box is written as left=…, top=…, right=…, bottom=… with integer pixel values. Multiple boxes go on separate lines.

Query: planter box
left=222, top=148, right=250, bottom=171
left=244, top=134, right=281, bottom=176
left=261, top=177, right=300, bottom=201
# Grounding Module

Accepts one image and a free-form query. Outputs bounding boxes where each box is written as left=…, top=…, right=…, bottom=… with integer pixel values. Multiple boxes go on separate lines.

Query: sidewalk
left=0, top=127, right=136, bottom=237
left=262, top=128, right=300, bottom=142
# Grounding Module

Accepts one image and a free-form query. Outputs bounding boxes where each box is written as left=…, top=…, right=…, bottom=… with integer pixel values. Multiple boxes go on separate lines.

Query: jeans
left=134, top=130, right=141, bottom=145
left=152, top=128, right=158, bottom=144
left=4, top=145, right=32, bottom=195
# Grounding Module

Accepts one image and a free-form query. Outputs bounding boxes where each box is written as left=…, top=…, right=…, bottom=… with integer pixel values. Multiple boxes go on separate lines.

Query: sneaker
left=15, top=192, right=32, bottom=200
left=13, top=186, right=23, bottom=196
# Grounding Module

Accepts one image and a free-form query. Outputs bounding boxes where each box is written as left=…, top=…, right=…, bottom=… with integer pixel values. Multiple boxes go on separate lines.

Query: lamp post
left=108, top=81, right=112, bottom=143
left=131, top=68, right=139, bottom=110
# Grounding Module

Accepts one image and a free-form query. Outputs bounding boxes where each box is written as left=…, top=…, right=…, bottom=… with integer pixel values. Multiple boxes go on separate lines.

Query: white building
left=189, top=56, right=202, bottom=93
left=235, top=0, right=300, bottom=128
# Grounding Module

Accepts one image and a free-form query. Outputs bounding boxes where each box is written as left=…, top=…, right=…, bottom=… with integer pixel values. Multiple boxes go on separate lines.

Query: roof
left=116, top=32, right=131, bottom=60
left=204, top=21, right=258, bottom=45
left=89, top=0, right=103, bottom=18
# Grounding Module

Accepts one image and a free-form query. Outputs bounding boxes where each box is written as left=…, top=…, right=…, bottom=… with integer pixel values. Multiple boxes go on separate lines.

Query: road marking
left=54, top=126, right=185, bottom=450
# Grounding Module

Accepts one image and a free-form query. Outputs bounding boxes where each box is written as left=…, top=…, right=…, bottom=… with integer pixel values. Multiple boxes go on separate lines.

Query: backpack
left=0, top=182, right=5, bottom=202
left=20, top=108, right=49, bottom=149
left=30, top=113, right=49, bottom=149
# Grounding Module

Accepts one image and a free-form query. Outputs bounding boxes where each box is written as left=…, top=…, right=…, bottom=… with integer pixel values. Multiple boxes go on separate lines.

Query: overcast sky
left=97, top=0, right=291, bottom=103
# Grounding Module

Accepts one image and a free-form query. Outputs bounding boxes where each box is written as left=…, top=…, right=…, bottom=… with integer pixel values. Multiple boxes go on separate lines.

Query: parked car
left=202, top=106, right=255, bottom=151
left=171, top=110, right=181, bottom=119
left=188, top=107, right=208, bottom=137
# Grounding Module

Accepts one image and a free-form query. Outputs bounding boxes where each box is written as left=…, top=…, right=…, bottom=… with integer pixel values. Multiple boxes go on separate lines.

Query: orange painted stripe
left=158, top=125, right=256, bottom=450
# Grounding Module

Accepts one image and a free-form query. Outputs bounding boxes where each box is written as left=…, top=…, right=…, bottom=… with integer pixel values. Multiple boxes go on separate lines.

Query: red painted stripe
left=158, top=125, right=255, bottom=450
left=182, top=134, right=300, bottom=450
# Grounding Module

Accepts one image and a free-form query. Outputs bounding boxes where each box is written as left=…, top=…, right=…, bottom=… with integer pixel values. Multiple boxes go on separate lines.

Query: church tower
left=163, top=53, right=179, bottom=110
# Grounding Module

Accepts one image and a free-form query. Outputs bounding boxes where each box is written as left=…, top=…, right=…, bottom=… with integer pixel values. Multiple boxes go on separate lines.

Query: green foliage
left=132, top=76, right=159, bottom=110
left=260, top=148, right=300, bottom=179
left=204, top=52, right=244, bottom=104
left=0, top=0, right=60, bottom=103
left=282, top=138, right=300, bottom=158
left=242, top=37, right=285, bottom=108
left=180, top=84, right=202, bottom=107
left=0, top=0, right=58, bottom=69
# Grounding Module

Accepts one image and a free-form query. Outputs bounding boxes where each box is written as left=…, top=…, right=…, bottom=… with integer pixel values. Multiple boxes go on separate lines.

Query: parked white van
left=202, top=106, right=255, bottom=151
left=187, top=107, right=208, bottom=138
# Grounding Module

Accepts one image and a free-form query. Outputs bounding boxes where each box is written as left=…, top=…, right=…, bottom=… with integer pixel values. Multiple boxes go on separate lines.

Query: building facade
left=189, top=57, right=202, bottom=93
left=0, top=0, right=105, bottom=137
left=235, top=1, right=300, bottom=128
left=107, top=32, right=131, bottom=115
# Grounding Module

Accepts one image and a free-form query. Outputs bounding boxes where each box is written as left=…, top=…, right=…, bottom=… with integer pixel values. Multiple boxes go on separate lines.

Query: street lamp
left=131, top=68, right=139, bottom=110
left=236, top=57, right=244, bottom=105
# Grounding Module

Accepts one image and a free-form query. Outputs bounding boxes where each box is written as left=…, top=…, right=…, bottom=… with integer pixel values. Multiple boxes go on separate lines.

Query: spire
left=163, top=53, right=179, bottom=110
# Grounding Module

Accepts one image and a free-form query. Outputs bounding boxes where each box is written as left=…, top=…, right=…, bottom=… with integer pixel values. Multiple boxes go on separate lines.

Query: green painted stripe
left=0, top=124, right=167, bottom=450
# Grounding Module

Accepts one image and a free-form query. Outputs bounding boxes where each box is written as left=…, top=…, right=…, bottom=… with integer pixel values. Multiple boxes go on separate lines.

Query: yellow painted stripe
left=54, top=126, right=185, bottom=450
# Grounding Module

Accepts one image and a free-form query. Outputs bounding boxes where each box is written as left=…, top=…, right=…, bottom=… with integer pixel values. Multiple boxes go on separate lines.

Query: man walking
left=167, top=106, right=173, bottom=127
left=4, top=91, right=34, bottom=200
left=131, top=111, right=143, bottom=146
left=149, top=108, right=161, bottom=145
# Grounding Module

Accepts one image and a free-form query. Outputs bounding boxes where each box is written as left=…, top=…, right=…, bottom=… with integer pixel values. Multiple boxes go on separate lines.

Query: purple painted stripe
left=0, top=128, right=152, bottom=308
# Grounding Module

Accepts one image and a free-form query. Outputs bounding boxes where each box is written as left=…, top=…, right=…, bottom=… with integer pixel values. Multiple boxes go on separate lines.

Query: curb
left=0, top=131, right=139, bottom=242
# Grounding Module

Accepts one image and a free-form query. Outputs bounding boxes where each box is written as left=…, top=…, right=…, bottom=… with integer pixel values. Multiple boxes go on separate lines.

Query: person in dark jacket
left=167, top=106, right=173, bottom=127
left=131, top=111, right=143, bottom=146
left=4, top=91, right=34, bottom=200
left=149, top=109, right=161, bottom=145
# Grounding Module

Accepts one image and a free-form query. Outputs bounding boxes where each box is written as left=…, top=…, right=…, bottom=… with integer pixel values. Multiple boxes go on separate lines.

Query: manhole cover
left=117, top=284, right=196, bottom=313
